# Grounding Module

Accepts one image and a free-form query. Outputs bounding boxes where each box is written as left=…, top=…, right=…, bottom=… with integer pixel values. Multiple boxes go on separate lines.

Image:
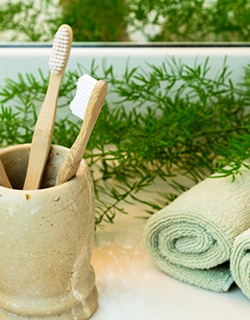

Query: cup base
left=0, top=285, right=98, bottom=320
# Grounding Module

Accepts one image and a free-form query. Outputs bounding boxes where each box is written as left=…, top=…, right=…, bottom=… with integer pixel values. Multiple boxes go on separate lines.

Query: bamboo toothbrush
left=23, top=24, right=73, bottom=190
left=0, top=159, right=12, bottom=188
left=55, top=74, right=108, bottom=185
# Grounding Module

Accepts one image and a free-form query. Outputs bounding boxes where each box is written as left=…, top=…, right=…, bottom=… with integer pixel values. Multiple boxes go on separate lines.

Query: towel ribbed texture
left=231, top=229, right=250, bottom=299
left=144, top=169, right=250, bottom=292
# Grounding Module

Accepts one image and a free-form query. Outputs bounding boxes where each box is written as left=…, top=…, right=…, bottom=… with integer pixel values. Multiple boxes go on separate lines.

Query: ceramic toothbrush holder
left=0, top=144, right=98, bottom=319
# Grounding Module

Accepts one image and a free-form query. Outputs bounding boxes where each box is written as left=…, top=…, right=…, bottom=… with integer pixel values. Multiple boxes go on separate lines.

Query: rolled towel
left=144, top=168, right=250, bottom=292
left=230, top=229, right=250, bottom=299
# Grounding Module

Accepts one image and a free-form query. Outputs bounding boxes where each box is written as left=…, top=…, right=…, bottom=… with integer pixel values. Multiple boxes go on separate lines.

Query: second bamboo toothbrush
left=0, top=159, right=12, bottom=188
left=23, top=24, right=73, bottom=190
left=55, top=74, right=108, bottom=185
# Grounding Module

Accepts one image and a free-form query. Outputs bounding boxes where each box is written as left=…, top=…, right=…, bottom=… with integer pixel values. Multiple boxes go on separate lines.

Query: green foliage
left=0, top=0, right=60, bottom=41
left=1, top=58, right=250, bottom=225
left=59, top=0, right=129, bottom=41
left=129, top=0, right=250, bottom=41
left=0, top=0, right=250, bottom=42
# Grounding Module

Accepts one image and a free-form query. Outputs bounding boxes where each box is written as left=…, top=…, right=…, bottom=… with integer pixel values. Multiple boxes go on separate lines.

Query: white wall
left=0, top=45, right=249, bottom=89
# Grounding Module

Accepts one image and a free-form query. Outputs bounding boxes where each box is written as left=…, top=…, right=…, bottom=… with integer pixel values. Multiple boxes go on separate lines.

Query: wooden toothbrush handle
left=0, top=159, right=12, bottom=188
left=56, top=80, right=108, bottom=185
left=23, top=75, right=61, bottom=190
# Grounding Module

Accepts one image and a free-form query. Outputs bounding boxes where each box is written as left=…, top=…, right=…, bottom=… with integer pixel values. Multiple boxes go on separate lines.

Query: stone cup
left=0, top=144, right=98, bottom=319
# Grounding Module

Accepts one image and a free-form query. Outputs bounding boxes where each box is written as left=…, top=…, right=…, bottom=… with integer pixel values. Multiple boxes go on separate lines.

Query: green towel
left=144, top=168, right=250, bottom=292
left=231, top=229, right=250, bottom=299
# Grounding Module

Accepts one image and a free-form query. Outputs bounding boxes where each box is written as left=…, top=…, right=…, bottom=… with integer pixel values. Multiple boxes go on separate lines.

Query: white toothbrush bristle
left=49, top=26, right=70, bottom=74
left=70, top=74, right=98, bottom=119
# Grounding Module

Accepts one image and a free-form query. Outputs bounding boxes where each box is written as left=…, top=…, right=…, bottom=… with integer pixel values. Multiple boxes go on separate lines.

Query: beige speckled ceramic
left=0, top=144, right=98, bottom=319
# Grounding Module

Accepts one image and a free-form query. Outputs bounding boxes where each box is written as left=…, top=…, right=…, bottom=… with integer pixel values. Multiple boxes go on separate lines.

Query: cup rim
left=0, top=143, right=88, bottom=194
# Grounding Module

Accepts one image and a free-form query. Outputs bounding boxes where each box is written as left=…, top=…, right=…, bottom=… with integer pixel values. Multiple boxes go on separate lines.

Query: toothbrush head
left=70, top=74, right=98, bottom=119
left=49, top=24, right=73, bottom=75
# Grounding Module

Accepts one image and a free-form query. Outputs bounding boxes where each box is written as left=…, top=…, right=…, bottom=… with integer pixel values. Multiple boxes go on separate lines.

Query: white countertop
left=91, top=207, right=250, bottom=320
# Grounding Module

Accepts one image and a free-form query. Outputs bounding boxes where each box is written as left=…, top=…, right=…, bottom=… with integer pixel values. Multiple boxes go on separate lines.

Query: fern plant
left=1, top=58, right=250, bottom=225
